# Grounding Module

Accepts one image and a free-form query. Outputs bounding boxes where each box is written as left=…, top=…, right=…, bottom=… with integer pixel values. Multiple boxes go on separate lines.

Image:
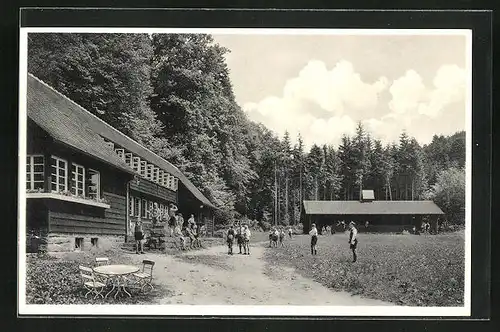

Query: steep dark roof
left=303, top=200, right=444, bottom=215
left=27, top=74, right=215, bottom=209
left=27, top=74, right=135, bottom=175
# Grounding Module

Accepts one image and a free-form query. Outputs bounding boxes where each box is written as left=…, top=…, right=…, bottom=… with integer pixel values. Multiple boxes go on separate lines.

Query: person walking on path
left=288, top=226, right=293, bottom=239
left=309, top=223, right=318, bottom=255
left=243, top=224, right=251, bottom=255
left=134, top=220, right=145, bottom=254
left=226, top=225, right=236, bottom=255
left=348, top=221, right=358, bottom=262
left=279, top=227, right=285, bottom=247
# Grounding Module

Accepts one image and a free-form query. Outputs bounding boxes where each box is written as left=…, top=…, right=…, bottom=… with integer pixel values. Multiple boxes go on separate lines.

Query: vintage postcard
left=18, top=25, right=472, bottom=316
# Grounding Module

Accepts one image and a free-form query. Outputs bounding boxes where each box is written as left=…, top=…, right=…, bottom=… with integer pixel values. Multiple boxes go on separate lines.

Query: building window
left=134, top=197, right=141, bottom=217
left=147, top=164, right=154, bottom=180
left=158, top=170, right=164, bottom=186
left=149, top=201, right=154, bottom=219
left=140, top=161, right=147, bottom=177
left=125, top=153, right=133, bottom=167
left=173, top=178, right=178, bottom=191
left=141, top=199, right=148, bottom=218
left=75, top=237, right=84, bottom=250
left=50, top=156, right=68, bottom=192
left=153, top=167, right=159, bottom=183
left=26, top=155, right=45, bottom=191
left=133, top=157, right=141, bottom=173
left=87, top=169, right=100, bottom=199
left=128, top=195, right=134, bottom=216
left=115, top=148, right=125, bottom=160
left=166, top=174, right=172, bottom=189
left=91, top=238, right=98, bottom=247
left=71, top=163, right=85, bottom=196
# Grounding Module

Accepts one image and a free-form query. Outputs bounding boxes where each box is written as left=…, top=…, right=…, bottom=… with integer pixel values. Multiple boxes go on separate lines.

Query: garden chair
left=95, top=257, right=109, bottom=266
left=133, top=259, right=155, bottom=292
left=79, top=265, right=105, bottom=299
left=94, top=257, right=111, bottom=286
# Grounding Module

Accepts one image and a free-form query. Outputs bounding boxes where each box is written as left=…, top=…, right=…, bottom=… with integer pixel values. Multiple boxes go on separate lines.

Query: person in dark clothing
left=309, top=223, right=318, bottom=255
left=134, top=220, right=145, bottom=254
left=227, top=225, right=236, bottom=255
left=348, top=222, right=358, bottom=262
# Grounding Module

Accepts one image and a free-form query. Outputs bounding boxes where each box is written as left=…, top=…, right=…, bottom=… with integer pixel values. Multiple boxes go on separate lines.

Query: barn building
left=25, top=74, right=215, bottom=252
left=301, top=190, right=444, bottom=234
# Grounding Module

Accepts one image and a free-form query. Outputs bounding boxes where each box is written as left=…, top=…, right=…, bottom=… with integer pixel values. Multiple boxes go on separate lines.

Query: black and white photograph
left=18, top=25, right=472, bottom=316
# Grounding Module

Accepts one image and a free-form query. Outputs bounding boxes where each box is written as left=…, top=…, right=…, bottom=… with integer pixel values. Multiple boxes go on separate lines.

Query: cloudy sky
left=213, top=33, right=468, bottom=150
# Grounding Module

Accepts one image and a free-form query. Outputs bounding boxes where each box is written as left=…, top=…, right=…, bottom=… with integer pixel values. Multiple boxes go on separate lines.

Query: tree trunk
left=285, top=168, right=289, bottom=223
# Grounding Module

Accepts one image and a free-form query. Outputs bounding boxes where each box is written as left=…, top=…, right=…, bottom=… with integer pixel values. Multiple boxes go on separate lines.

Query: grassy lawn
left=263, top=232, right=465, bottom=306
left=26, top=250, right=172, bottom=305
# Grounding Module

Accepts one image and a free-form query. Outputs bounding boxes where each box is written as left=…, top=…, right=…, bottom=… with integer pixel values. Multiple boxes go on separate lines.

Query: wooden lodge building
left=301, top=190, right=444, bottom=234
left=25, top=74, right=215, bottom=252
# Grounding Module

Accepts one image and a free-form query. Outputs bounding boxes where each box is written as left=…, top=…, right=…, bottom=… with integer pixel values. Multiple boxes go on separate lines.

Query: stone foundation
left=46, top=233, right=124, bottom=253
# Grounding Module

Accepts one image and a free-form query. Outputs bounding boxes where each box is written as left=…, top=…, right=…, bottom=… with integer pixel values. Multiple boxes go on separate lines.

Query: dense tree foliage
left=28, top=33, right=466, bottom=226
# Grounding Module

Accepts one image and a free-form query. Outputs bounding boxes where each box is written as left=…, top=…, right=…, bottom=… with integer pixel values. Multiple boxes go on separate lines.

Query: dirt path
left=127, top=243, right=391, bottom=306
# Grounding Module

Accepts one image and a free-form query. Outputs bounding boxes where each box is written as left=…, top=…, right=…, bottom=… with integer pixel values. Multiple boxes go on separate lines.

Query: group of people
left=309, top=221, right=358, bottom=262
left=132, top=203, right=205, bottom=253
left=268, top=226, right=293, bottom=248
left=226, top=223, right=252, bottom=255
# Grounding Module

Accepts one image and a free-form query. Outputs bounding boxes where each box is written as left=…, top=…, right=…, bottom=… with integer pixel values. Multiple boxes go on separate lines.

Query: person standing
left=168, top=203, right=178, bottom=236
left=134, top=220, right=145, bottom=254
left=348, top=222, right=358, bottom=262
left=279, top=227, right=285, bottom=247
left=239, top=223, right=246, bottom=254
left=226, top=225, right=236, bottom=255
left=187, top=214, right=195, bottom=229
left=177, top=213, right=185, bottom=231
left=309, top=223, right=318, bottom=255
left=152, top=202, right=161, bottom=225
left=287, top=226, right=293, bottom=239
left=243, top=224, right=251, bottom=255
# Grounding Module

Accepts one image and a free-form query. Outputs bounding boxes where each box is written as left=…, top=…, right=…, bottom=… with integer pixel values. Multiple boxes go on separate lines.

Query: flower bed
left=263, top=232, right=465, bottom=306
left=25, top=250, right=172, bottom=304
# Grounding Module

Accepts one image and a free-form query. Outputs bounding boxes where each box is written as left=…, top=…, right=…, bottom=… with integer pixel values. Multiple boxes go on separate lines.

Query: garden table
left=93, top=264, right=139, bottom=299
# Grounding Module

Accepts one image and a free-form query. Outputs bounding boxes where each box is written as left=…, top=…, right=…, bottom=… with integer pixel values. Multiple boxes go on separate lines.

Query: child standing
left=309, top=223, right=318, bottom=255
left=348, top=222, right=358, bottom=262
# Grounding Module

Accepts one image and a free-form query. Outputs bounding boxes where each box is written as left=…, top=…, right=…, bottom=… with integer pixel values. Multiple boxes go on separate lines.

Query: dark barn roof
left=303, top=200, right=444, bottom=215
left=27, top=74, right=215, bottom=209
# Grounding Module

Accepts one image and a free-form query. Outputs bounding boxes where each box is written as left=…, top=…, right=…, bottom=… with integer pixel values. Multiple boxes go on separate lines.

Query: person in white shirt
left=309, top=223, right=318, bottom=255
left=187, top=214, right=195, bottom=228
left=348, top=222, right=358, bottom=262
left=287, top=226, right=293, bottom=239
left=243, top=224, right=251, bottom=255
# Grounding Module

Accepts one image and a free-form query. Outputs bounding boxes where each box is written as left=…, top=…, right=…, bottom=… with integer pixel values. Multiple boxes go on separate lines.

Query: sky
left=213, top=33, right=468, bottom=150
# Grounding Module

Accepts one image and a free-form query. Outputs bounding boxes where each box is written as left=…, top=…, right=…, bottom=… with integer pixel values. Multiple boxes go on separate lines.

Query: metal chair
left=79, top=265, right=105, bottom=299
left=95, top=257, right=109, bottom=266
left=133, top=260, right=155, bottom=292
left=94, top=257, right=112, bottom=286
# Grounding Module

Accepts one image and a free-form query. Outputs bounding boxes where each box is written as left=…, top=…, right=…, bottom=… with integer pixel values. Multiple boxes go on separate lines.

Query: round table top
left=93, top=264, right=139, bottom=276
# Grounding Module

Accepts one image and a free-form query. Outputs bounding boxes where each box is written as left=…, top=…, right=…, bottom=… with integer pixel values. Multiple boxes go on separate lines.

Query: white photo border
left=18, top=27, right=472, bottom=317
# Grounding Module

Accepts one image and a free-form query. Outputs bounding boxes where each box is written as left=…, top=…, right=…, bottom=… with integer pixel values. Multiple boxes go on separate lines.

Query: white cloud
left=243, top=61, right=466, bottom=150
left=243, top=59, right=387, bottom=149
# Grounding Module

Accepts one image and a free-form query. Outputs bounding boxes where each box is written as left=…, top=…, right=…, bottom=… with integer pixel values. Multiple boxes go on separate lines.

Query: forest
left=27, top=33, right=466, bottom=227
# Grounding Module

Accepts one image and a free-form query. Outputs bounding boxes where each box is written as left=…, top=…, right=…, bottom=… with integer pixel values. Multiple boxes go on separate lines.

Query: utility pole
left=274, top=159, right=278, bottom=226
